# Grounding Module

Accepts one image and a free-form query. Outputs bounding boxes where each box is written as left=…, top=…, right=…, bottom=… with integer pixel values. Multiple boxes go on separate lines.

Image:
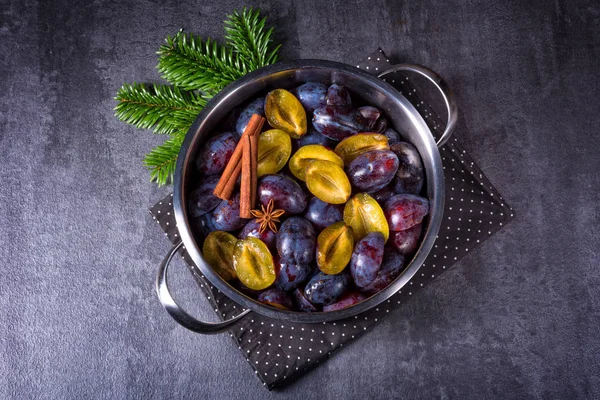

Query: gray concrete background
left=1, top=0, right=599, bottom=398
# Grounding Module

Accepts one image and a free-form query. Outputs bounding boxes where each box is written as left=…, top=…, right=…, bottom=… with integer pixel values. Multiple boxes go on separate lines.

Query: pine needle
left=114, top=83, right=207, bottom=135
left=157, top=31, right=247, bottom=92
left=143, top=132, right=186, bottom=186
left=225, top=7, right=281, bottom=70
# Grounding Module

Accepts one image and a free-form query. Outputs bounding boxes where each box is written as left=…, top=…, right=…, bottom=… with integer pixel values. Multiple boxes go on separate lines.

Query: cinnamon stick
left=213, top=114, right=264, bottom=200
left=240, top=133, right=254, bottom=218
left=212, top=142, right=242, bottom=200
left=214, top=161, right=241, bottom=200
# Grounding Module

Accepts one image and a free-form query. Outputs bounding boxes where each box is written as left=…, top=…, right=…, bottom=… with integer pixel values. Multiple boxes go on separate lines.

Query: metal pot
left=156, top=60, right=457, bottom=334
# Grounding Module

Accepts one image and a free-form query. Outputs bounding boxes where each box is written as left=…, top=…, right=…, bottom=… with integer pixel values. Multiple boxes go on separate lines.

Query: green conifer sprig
left=142, top=131, right=186, bottom=187
left=157, top=32, right=247, bottom=93
left=224, top=8, right=281, bottom=70
left=115, top=83, right=207, bottom=135
left=114, top=7, right=281, bottom=186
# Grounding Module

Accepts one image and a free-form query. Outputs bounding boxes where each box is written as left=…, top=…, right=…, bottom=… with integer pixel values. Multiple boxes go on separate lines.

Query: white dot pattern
left=149, top=48, right=515, bottom=390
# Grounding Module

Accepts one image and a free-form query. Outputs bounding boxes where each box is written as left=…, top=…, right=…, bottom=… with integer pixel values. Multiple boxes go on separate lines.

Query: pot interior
left=175, top=61, right=444, bottom=323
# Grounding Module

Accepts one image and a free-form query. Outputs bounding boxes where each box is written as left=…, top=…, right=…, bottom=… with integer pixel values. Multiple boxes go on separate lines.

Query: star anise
left=250, top=199, right=285, bottom=233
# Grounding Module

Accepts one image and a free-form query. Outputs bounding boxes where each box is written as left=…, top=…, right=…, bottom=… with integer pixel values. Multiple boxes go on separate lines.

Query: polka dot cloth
left=149, top=49, right=515, bottom=390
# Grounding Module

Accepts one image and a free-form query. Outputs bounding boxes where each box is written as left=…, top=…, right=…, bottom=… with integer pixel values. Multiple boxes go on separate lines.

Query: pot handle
left=156, top=240, right=251, bottom=334
left=378, top=64, right=458, bottom=148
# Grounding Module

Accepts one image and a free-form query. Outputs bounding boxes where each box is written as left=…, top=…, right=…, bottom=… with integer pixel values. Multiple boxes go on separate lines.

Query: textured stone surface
left=1, top=0, right=599, bottom=398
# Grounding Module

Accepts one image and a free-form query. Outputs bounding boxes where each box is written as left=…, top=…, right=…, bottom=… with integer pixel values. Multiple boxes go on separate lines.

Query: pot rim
left=173, top=59, right=445, bottom=323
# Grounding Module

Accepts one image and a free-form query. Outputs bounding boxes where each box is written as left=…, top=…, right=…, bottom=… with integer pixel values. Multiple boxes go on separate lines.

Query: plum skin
left=211, top=193, right=247, bottom=231
left=276, top=217, right=316, bottom=264
left=303, top=272, right=350, bottom=306
left=275, top=257, right=313, bottom=291
left=195, top=132, right=239, bottom=176
left=291, top=82, right=328, bottom=113
left=349, top=232, right=386, bottom=289
left=257, top=289, right=293, bottom=310
left=389, top=142, right=425, bottom=195
left=347, top=150, right=399, bottom=193
left=238, top=219, right=277, bottom=249
left=258, top=174, right=307, bottom=214
left=236, top=97, right=265, bottom=135
left=384, top=194, right=430, bottom=232
left=303, top=197, right=343, bottom=231
left=188, top=175, right=221, bottom=217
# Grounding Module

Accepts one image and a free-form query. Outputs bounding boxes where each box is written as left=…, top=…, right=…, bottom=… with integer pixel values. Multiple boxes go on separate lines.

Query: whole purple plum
left=276, top=217, right=316, bottom=264
left=303, top=197, right=343, bottom=231
left=196, top=131, right=239, bottom=176
left=312, top=106, right=367, bottom=141
left=384, top=194, right=429, bottom=231
left=349, top=232, right=385, bottom=289
left=258, top=175, right=307, bottom=214
left=188, top=175, right=221, bottom=217
left=291, top=82, right=328, bottom=113
left=347, top=150, right=399, bottom=193
left=236, top=97, right=265, bottom=135
left=304, top=272, right=350, bottom=306
left=390, top=142, right=424, bottom=195
left=211, top=193, right=247, bottom=231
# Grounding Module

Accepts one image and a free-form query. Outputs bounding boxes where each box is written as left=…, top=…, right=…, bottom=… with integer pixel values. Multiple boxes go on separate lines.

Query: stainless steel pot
left=156, top=60, right=458, bottom=334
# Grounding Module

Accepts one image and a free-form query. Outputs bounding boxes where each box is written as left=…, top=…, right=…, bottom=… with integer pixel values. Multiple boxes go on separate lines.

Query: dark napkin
left=149, top=49, right=515, bottom=390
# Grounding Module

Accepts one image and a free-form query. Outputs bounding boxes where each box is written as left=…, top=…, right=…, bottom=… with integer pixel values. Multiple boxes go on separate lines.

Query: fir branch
left=143, top=131, right=186, bottom=186
left=157, top=31, right=247, bottom=92
left=114, top=8, right=282, bottom=186
left=114, top=83, right=207, bottom=135
left=224, top=7, right=281, bottom=70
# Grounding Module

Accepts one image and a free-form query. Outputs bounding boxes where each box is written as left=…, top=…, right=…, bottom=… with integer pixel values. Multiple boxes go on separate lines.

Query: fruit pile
left=189, top=82, right=429, bottom=312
